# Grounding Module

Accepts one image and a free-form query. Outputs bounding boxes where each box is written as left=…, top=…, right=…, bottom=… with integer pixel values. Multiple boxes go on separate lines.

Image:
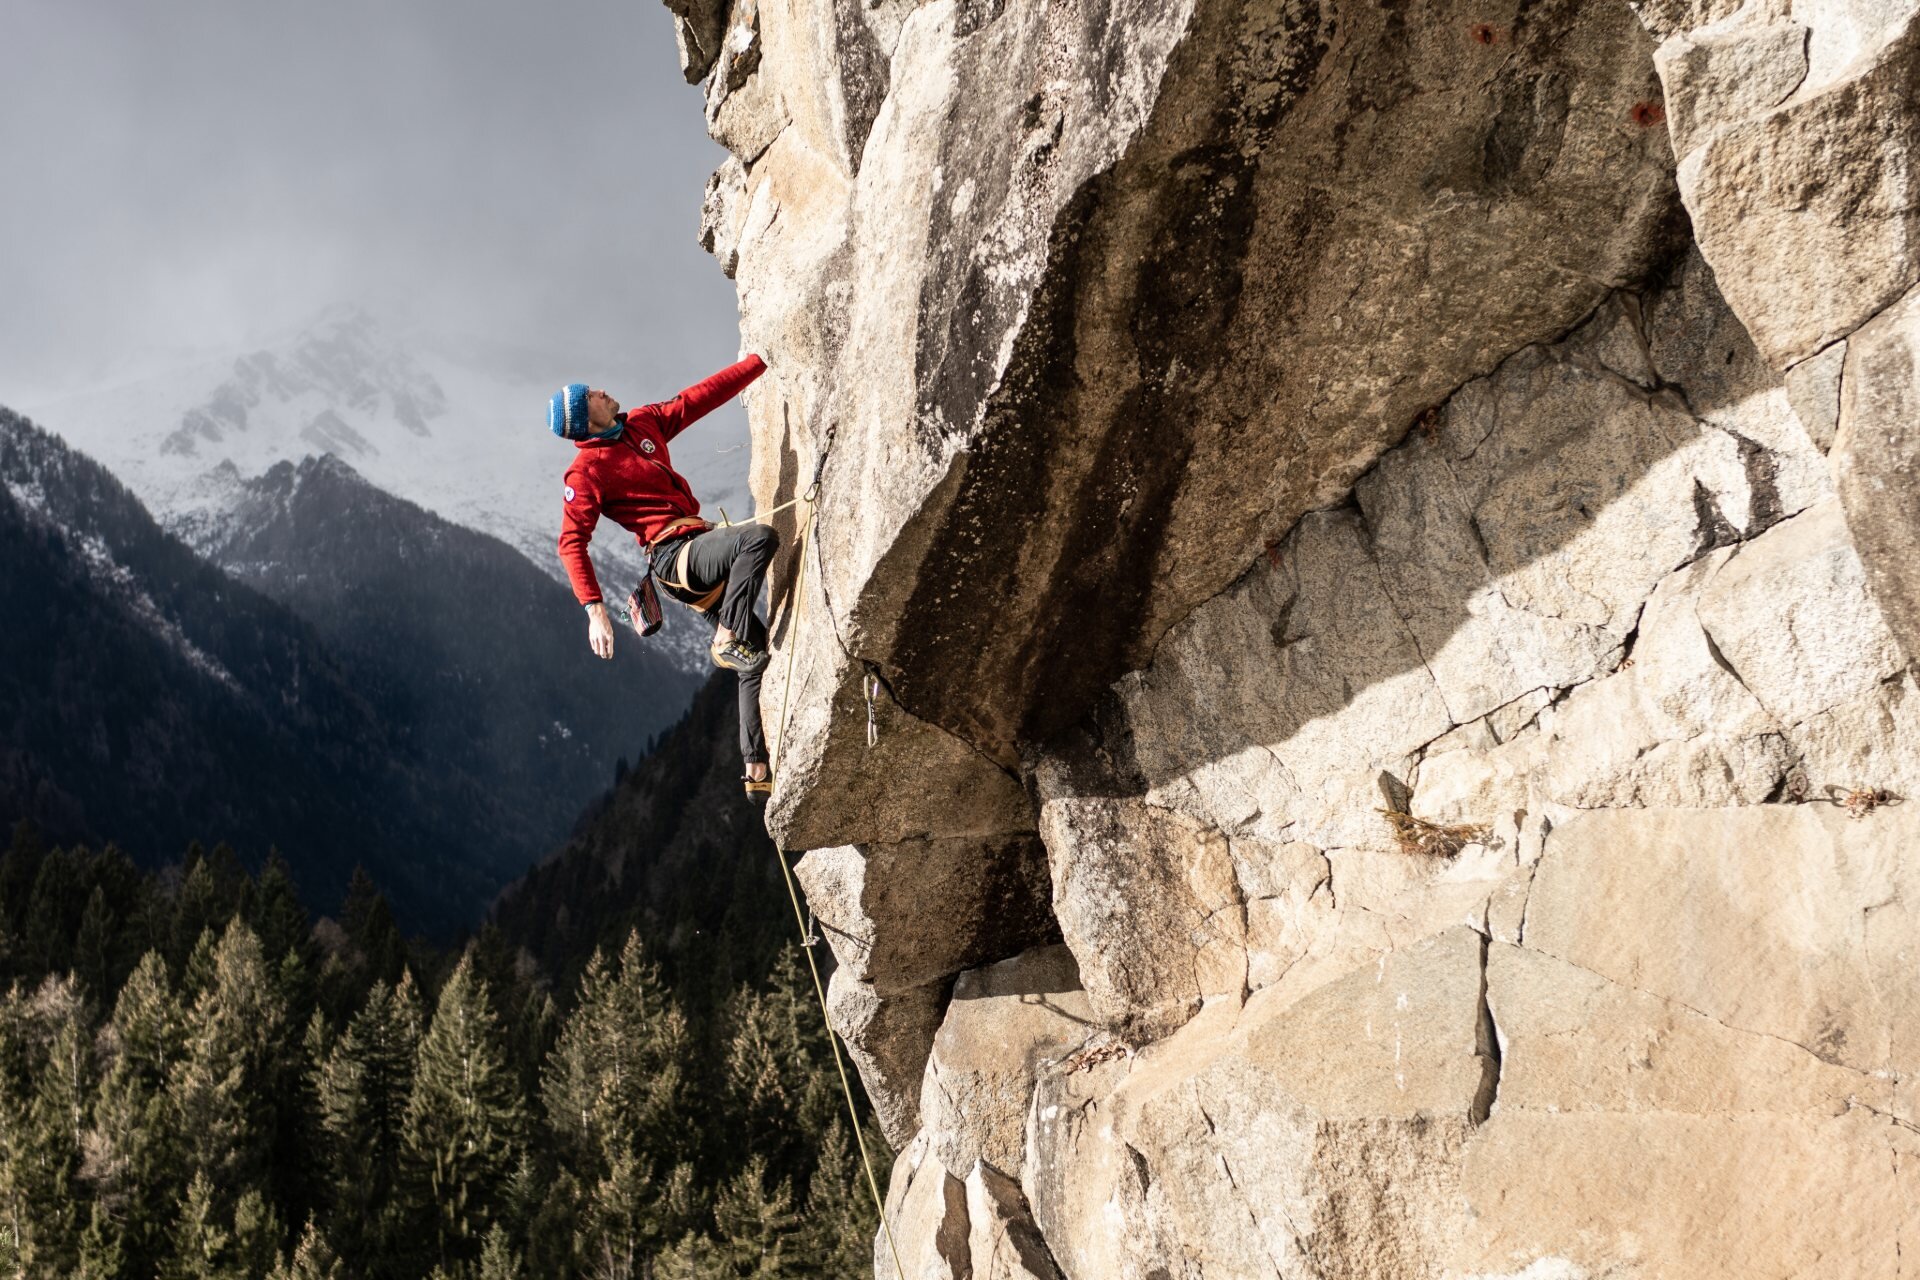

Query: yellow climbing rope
left=714, top=478, right=818, bottom=530
left=765, top=431, right=908, bottom=1280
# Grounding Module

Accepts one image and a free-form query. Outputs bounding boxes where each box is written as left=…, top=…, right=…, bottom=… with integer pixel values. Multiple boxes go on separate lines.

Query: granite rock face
left=724, top=0, right=1679, bottom=853
left=661, top=0, right=1920, bottom=1273
left=1649, top=0, right=1920, bottom=662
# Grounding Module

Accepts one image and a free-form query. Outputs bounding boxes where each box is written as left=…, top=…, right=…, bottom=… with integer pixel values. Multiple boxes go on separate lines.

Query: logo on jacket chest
left=639, top=437, right=657, bottom=455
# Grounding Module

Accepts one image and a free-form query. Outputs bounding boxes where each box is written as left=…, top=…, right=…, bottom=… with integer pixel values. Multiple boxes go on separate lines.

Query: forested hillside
left=0, top=818, right=879, bottom=1279
left=488, top=675, right=795, bottom=1007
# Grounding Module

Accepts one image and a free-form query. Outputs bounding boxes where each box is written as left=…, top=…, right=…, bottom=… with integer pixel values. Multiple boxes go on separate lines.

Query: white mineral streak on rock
left=663, top=0, right=1920, bottom=1271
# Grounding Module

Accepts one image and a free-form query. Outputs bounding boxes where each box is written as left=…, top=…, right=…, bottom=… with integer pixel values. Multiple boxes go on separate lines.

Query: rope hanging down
left=764, top=428, right=908, bottom=1280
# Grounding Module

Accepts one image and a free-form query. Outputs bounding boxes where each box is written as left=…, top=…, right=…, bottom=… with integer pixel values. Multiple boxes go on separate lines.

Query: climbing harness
left=623, top=516, right=720, bottom=636
left=647, top=516, right=727, bottom=615
left=657, top=543, right=725, bottom=614
left=764, top=428, right=907, bottom=1280
left=628, top=456, right=827, bottom=631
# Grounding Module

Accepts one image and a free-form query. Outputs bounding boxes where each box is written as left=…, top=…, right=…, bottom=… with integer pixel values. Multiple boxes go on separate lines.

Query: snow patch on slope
left=3, top=472, right=241, bottom=692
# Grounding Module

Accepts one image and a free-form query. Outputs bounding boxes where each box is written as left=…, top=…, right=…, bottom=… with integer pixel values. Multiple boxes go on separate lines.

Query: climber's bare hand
left=587, top=603, right=615, bottom=660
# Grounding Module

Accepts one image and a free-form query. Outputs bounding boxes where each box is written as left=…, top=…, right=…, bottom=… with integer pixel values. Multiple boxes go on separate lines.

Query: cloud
left=0, top=0, right=739, bottom=402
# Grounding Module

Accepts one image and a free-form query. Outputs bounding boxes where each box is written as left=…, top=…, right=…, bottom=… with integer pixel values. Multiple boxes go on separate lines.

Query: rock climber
left=552, top=353, right=777, bottom=796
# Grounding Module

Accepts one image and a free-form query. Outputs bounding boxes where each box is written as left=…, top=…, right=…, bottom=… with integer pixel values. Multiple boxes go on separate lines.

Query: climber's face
left=586, top=388, right=621, bottom=431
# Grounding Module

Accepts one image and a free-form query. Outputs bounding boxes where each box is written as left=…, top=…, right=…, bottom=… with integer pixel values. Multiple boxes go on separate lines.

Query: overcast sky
left=0, top=0, right=738, bottom=404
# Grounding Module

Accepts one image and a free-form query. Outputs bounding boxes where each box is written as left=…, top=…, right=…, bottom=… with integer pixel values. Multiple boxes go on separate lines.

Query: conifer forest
left=0, top=826, right=880, bottom=1280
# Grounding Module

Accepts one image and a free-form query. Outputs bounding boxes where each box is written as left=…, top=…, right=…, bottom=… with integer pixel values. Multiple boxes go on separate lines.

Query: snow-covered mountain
left=0, top=404, right=699, bottom=933
left=24, top=308, right=753, bottom=672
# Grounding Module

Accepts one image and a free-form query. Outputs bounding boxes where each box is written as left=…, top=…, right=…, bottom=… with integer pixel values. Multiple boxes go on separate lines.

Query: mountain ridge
left=188, top=448, right=700, bottom=889
left=0, top=408, right=691, bottom=933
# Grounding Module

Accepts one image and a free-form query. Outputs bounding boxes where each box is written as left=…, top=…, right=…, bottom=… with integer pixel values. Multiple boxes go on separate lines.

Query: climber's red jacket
left=558, top=355, right=767, bottom=605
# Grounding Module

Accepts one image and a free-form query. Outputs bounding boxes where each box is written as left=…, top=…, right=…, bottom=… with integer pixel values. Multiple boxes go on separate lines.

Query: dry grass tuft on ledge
left=1378, top=808, right=1490, bottom=859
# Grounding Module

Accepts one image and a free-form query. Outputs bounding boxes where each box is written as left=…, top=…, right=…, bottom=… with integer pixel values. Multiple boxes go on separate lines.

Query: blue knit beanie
left=549, top=383, right=591, bottom=440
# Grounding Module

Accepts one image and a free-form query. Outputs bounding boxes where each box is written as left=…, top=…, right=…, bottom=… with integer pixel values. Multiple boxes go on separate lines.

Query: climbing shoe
left=743, top=774, right=772, bottom=806
left=711, top=636, right=769, bottom=674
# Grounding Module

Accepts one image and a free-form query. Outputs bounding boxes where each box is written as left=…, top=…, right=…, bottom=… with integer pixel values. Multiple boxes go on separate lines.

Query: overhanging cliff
left=673, top=0, right=1920, bottom=1274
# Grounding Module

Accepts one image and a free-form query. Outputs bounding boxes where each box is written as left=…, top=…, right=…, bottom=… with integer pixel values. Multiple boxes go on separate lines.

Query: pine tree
left=476, top=1223, right=523, bottom=1280
left=73, top=885, right=116, bottom=1003
left=33, top=981, right=92, bottom=1273
left=578, top=1150, right=653, bottom=1280
left=179, top=927, right=220, bottom=1002
left=653, top=1231, right=729, bottom=1280
left=709, top=1156, right=799, bottom=1280
left=84, top=845, right=149, bottom=995
left=722, top=948, right=836, bottom=1193
left=268, top=1220, right=345, bottom=1280
left=72, top=1202, right=126, bottom=1280
left=230, top=1189, right=286, bottom=1278
left=165, top=1173, right=227, bottom=1280
left=0, top=823, right=47, bottom=945
left=465, top=922, right=548, bottom=1092
left=85, top=950, right=187, bottom=1278
left=249, top=855, right=311, bottom=972
left=169, top=850, right=222, bottom=974
left=120, top=874, right=174, bottom=987
left=315, top=973, right=423, bottom=1277
left=402, top=953, right=524, bottom=1275
left=721, top=986, right=787, bottom=1164
left=21, top=846, right=85, bottom=982
left=509, top=1156, right=578, bottom=1280
left=268, top=945, right=324, bottom=1233
left=162, top=1172, right=281, bottom=1280
left=542, top=932, right=696, bottom=1274
left=799, top=1118, right=879, bottom=1276
left=0, top=978, right=90, bottom=1276
left=343, top=867, right=406, bottom=989
left=168, top=920, right=287, bottom=1252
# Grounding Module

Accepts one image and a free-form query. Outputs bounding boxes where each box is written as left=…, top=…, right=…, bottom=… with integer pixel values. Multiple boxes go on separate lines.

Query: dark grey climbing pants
left=660, top=521, right=780, bottom=766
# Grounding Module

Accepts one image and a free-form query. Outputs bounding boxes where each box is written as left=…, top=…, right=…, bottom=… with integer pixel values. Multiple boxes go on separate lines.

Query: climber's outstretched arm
left=559, top=470, right=614, bottom=659
left=644, top=354, right=767, bottom=443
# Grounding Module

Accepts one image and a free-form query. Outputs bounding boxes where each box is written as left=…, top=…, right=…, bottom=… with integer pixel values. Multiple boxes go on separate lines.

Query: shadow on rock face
left=1025, top=249, right=1906, bottom=1040
left=861, top=0, right=1680, bottom=764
